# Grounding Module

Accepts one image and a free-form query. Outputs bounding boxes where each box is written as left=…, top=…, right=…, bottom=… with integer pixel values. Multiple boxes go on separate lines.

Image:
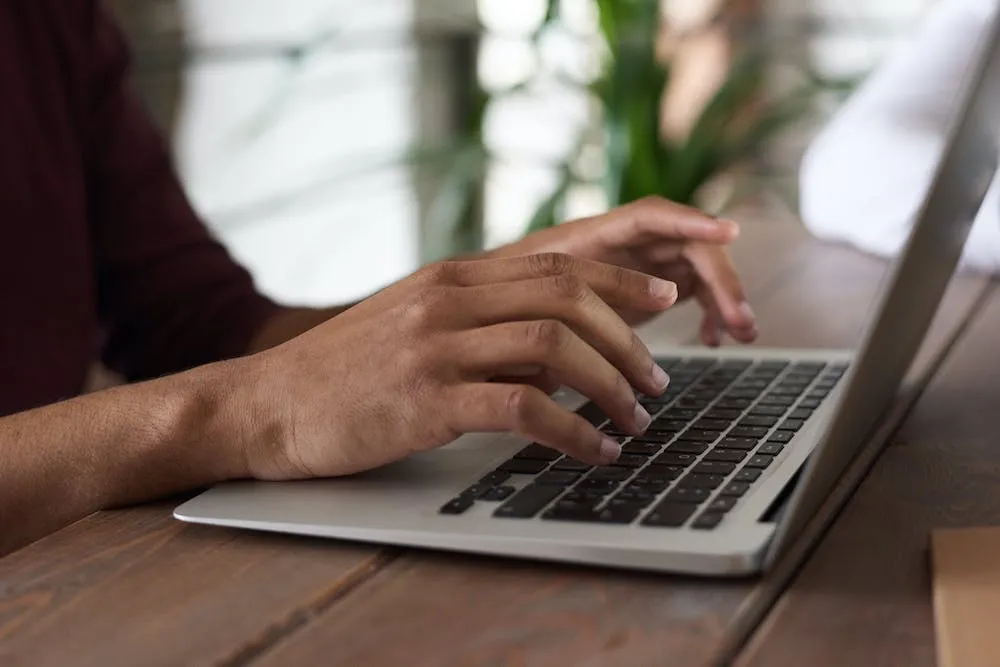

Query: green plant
left=523, top=0, right=849, bottom=232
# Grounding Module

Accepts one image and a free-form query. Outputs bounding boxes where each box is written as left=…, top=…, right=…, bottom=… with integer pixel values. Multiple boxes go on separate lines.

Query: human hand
left=238, top=254, right=679, bottom=480
left=489, top=196, right=757, bottom=346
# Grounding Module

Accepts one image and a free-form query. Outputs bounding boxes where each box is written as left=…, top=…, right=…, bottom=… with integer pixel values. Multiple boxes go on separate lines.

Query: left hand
left=488, top=196, right=758, bottom=347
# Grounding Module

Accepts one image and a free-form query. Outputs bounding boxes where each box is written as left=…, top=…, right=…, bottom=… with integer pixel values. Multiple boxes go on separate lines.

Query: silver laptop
left=175, top=12, right=1000, bottom=576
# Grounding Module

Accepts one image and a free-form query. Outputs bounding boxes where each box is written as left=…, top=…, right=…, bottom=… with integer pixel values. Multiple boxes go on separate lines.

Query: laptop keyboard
left=437, top=357, right=848, bottom=530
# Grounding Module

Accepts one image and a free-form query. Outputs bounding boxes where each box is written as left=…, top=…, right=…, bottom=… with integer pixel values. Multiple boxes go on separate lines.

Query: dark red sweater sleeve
left=82, top=4, right=282, bottom=381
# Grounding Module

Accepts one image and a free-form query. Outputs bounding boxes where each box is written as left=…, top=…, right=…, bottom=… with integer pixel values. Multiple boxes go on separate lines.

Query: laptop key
left=642, top=503, right=698, bottom=527
left=759, top=395, right=795, bottom=406
left=536, top=471, right=583, bottom=486
left=793, top=362, right=826, bottom=372
left=612, top=490, right=658, bottom=507
left=676, top=473, right=726, bottom=490
left=628, top=478, right=671, bottom=493
left=576, top=478, right=621, bottom=493
left=693, top=461, right=737, bottom=475
left=516, top=444, right=561, bottom=461
left=665, top=486, right=711, bottom=504
left=693, top=418, right=730, bottom=431
left=719, top=481, right=751, bottom=497
left=716, top=398, right=753, bottom=409
left=494, top=484, right=565, bottom=518
left=461, top=483, right=493, bottom=498
left=798, top=398, right=822, bottom=408
left=653, top=452, right=698, bottom=467
left=706, top=497, right=738, bottom=513
left=757, top=442, right=785, bottom=456
left=767, top=431, right=794, bottom=444
left=739, top=415, right=779, bottom=428
left=779, top=419, right=805, bottom=431
left=649, top=419, right=689, bottom=432
left=749, top=405, right=786, bottom=417
left=705, top=408, right=743, bottom=420
left=745, top=455, right=775, bottom=469
left=716, top=437, right=758, bottom=451
left=439, top=495, right=476, bottom=515
left=734, top=468, right=762, bottom=483
left=499, top=458, right=550, bottom=474
left=589, top=467, right=633, bottom=481
left=703, top=449, right=747, bottom=463
left=611, top=454, right=649, bottom=468
left=551, top=458, right=592, bottom=472
left=479, top=470, right=511, bottom=486
left=560, top=491, right=604, bottom=507
left=692, top=512, right=725, bottom=530
left=661, top=408, right=700, bottom=420
left=635, top=464, right=685, bottom=480
left=622, top=441, right=662, bottom=456
left=730, top=426, right=770, bottom=439
left=665, top=441, right=709, bottom=454
left=678, top=430, right=720, bottom=442
left=788, top=408, right=814, bottom=420
left=480, top=485, right=515, bottom=502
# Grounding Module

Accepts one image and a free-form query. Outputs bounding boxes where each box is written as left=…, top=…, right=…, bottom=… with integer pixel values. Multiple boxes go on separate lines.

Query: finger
left=448, top=383, right=621, bottom=465
left=492, top=372, right=561, bottom=395
left=684, top=244, right=757, bottom=341
left=490, top=364, right=561, bottom=395
left=454, top=320, right=652, bottom=436
left=432, top=253, right=678, bottom=314
left=696, top=286, right=724, bottom=348
left=455, top=276, right=670, bottom=396
left=590, top=196, right=740, bottom=249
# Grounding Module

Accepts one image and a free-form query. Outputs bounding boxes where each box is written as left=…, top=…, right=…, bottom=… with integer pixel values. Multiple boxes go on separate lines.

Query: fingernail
left=633, top=403, right=651, bottom=432
left=600, top=437, right=622, bottom=464
left=651, top=363, right=670, bottom=392
left=720, top=219, right=741, bottom=236
left=649, top=278, right=677, bottom=300
left=737, top=301, right=756, bottom=323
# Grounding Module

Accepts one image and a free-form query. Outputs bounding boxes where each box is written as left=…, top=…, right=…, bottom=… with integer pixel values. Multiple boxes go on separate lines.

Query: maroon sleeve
left=82, top=4, right=282, bottom=381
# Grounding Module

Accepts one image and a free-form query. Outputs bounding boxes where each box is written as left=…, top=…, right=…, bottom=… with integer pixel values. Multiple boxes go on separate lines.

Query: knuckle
left=613, top=372, right=633, bottom=404
left=628, top=332, right=650, bottom=363
left=504, top=385, right=537, bottom=427
left=548, top=273, right=586, bottom=301
left=417, top=260, right=456, bottom=285
left=636, top=194, right=667, bottom=209
left=529, top=251, right=573, bottom=277
left=525, top=319, right=566, bottom=353
left=405, top=285, right=451, bottom=328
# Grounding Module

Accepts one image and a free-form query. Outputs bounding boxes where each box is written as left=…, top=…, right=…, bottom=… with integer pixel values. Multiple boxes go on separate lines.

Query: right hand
left=238, top=253, right=678, bottom=480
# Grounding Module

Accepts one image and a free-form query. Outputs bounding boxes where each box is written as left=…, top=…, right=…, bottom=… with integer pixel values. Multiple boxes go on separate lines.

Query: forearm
left=0, top=358, right=254, bottom=555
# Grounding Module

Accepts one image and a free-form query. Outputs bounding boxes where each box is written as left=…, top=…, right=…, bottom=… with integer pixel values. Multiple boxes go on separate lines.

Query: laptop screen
left=767, top=8, right=1000, bottom=564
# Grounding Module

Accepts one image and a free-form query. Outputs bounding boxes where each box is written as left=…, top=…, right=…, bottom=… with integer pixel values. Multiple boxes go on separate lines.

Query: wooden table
left=1, top=211, right=997, bottom=667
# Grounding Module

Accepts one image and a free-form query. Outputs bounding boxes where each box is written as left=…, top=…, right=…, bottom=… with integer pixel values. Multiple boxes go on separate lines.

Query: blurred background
left=104, top=0, right=935, bottom=307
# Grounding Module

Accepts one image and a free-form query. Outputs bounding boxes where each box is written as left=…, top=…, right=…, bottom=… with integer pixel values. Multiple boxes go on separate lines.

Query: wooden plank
left=0, top=503, right=388, bottom=667
left=737, top=281, right=1000, bottom=667
left=248, top=234, right=987, bottom=667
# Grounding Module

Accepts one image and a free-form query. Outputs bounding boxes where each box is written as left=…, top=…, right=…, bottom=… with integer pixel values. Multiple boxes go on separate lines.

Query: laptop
left=174, top=11, right=1000, bottom=576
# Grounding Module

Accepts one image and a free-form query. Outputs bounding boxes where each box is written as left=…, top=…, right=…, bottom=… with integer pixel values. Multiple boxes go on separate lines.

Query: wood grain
left=249, top=229, right=987, bottom=667
left=0, top=503, right=388, bottom=667
left=737, top=282, right=1000, bottom=667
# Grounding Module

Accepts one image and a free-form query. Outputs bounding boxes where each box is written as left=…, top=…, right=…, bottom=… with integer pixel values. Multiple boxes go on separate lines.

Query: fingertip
left=599, top=437, right=622, bottom=465
left=649, top=278, right=679, bottom=306
left=719, top=219, right=741, bottom=238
